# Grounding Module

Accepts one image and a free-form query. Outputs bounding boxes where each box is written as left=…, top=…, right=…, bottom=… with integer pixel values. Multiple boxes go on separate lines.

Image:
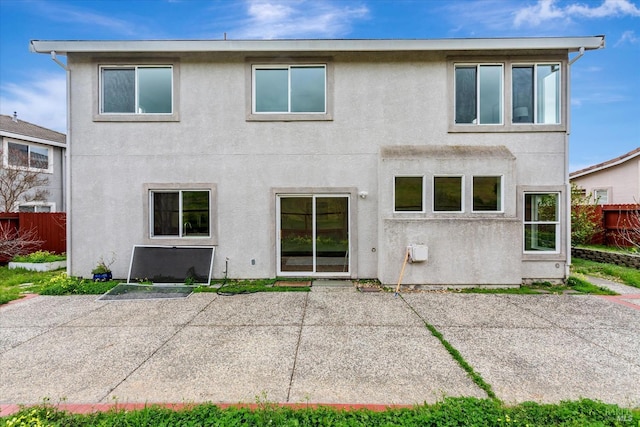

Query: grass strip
left=4, top=398, right=638, bottom=426
left=423, top=322, right=499, bottom=401
left=399, top=296, right=498, bottom=401
left=571, top=257, right=640, bottom=288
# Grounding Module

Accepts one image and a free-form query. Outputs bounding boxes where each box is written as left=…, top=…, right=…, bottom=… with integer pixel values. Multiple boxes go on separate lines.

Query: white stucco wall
left=65, top=49, right=569, bottom=284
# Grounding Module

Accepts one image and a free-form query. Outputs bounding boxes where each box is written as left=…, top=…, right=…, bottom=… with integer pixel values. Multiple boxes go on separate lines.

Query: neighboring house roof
left=30, top=36, right=605, bottom=55
left=570, top=147, right=640, bottom=179
left=0, top=114, right=66, bottom=147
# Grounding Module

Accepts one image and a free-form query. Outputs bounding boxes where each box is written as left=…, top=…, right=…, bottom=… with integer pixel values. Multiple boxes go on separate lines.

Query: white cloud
left=233, top=0, right=369, bottom=39
left=514, top=0, right=640, bottom=27
left=615, top=29, right=640, bottom=46
left=0, top=74, right=67, bottom=133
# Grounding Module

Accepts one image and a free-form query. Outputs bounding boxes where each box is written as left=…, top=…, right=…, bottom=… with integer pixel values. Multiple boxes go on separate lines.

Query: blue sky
left=0, top=0, right=638, bottom=171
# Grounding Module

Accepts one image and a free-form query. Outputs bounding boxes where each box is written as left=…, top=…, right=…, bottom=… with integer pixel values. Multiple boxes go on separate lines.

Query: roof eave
left=30, top=36, right=605, bottom=55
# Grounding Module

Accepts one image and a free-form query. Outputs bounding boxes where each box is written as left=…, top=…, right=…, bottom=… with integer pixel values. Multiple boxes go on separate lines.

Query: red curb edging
left=0, top=293, right=39, bottom=309
left=1, top=402, right=414, bottom=417
left=598, top=294, right=640, bottom=311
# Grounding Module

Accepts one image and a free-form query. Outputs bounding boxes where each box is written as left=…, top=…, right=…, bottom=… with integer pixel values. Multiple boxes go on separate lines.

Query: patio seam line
left=397, top=295, right=493, bottom=400
left=96, top=294, right=219, bottom=403
left=499, top=294, right=640, bottom=368
left=285, top=292, right=309, bottom=403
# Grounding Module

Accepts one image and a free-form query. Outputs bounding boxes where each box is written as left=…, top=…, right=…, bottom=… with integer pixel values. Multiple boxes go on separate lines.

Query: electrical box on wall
left=408, top=244, right=428, bottom=262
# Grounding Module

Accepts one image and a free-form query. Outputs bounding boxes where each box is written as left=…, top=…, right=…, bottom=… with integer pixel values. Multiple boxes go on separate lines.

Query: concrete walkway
left=1, top=286, right=639, bottom=415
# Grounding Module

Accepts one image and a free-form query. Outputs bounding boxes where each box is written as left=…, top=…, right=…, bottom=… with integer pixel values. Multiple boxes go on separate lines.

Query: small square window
left=434, top=176, right=463, bottom=212
left=151, top=190, right=210, bottom=238
left=473, top=176, right=502, bottom=211
left=101, top=66, right=172, bottom=114
left=394, top=177, right=423, bottom=212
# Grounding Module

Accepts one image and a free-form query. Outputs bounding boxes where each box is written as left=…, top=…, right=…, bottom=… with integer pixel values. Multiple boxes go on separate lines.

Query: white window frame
left=593, top=188, right=610, bottom=205
left=149, top=189, right=211, bottom=239
left=512, top=63, right=561, bottom=125
left=99, top=65, right=174, bottom=115
left=2, top=140, right=52, bottom=173
left=252, top=64, right=327, bottom=115
left=393, top=175, right=425, bottom=213
left=471, top=175, right=504, bottom=213
left=433, top=175, right=465, bottom=213
left=454, top=63, right=504, bottom=125
left=19, top=202, right=55, bottom=213
left=523, top=192, right=560, bottom=253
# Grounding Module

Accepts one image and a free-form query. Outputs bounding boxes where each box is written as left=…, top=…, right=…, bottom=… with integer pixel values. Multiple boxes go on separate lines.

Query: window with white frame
left=512, top=64, right=560, bottom=124
left=150, top=190, right=210, bottom=238
left=434, top=176, right=463, bottom=212
left=394, top=176, right=424, bottom=212
left=473, top=176, right=502, bottom=212
left=524, top=192, right=559, bottom=252
left=593, top=188, right=609, bottom=204
left=19, top=203, right=53, bottom=213
left=253, top=64, right=326, bottom=114
left=455, top=64, right=503, bottom=124
left=6, top=142, right=50, bottom=171
left=101, top=66, right=173, bottom=114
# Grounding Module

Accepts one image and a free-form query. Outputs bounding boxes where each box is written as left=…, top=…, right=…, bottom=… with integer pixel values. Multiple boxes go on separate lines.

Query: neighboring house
left=0, top=113, right=66, bottom=212
left=570, top=147, right=640, bottom=204
left=30, top=36, right=604, bottom=285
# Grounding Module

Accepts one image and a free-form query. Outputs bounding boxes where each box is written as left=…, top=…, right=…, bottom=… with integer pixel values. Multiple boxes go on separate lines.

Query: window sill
left=246, top=112, right=333, bottom=122
left=448, top=123, right=566, bottom=133
left=93, top=113, right=180, bottom=123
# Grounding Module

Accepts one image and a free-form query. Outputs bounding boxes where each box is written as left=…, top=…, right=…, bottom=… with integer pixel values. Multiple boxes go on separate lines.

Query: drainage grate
left=98, top=283, right=194, bottom=301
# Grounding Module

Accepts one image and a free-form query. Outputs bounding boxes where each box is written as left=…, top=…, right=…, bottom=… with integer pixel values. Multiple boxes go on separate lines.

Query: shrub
left=11, top=250, right=66, bottom=263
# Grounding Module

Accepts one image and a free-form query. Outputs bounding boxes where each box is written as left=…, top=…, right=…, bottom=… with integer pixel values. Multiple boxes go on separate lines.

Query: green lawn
left=571, top=257, right=640, bottom=288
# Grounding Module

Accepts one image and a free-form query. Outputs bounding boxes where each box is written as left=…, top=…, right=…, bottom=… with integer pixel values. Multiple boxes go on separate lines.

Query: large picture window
left=101, top=66, right=172, bottom=114
left=253, top=65, right=326, bottom=114
left=394, top=176, right=424, bottom=212
left=524, top=193, right=559, bottom=252
left=512, top=64, right=560, bottom=124
left=7, top=142, right=49, bottom=171
left=455, top=64, right=503, bottom=124
left=151, top=190, right=210, bottom=238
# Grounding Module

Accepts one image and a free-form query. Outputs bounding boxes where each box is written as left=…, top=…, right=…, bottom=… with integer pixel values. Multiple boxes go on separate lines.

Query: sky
left=0, top=0, right=638, bottom=172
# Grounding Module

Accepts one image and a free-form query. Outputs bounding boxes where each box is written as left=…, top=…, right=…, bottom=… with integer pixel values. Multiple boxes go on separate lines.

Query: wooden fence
left=587, top=204, right=639, bottom=247
left=0, top=212, right=66, bottom=261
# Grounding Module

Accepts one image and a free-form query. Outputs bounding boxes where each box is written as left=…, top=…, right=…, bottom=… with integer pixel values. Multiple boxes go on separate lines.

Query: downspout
left=564, top=46, right=585, bottom=280
left=51, top=51, right=72, bottom=275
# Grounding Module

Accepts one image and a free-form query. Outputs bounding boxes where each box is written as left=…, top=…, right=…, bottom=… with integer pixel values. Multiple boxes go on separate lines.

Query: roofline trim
left=1, top=131, right=67, bottom=148
left=30, top=36, right=605, bottom=55
left=570, top=148, right=640, bottom=179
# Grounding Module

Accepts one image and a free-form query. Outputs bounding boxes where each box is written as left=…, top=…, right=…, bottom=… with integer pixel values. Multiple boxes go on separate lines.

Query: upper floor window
left=6, top=142, right=50, bottom=171
left=455, top=64, right=503, bottom=125
left=101, top=66, right=173, bottom=114
left=253, top=65, right=326, bottom=114
left=512, top=64, right=560, bottom=124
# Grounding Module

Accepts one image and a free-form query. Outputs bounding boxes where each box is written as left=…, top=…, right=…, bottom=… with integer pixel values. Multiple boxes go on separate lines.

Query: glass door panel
left=280, top=197, right=313, bottom=272
left=316, top=197, right=349, bottom=272
left=278, top=195, right=349, bottom=275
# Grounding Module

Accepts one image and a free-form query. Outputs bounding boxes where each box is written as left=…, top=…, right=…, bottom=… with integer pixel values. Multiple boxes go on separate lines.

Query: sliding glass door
left=278, top=195, right=349, bottom=275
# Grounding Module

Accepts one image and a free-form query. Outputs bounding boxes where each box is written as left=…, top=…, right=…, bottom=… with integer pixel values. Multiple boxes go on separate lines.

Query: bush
left=39, top=272, right=116, bottom=295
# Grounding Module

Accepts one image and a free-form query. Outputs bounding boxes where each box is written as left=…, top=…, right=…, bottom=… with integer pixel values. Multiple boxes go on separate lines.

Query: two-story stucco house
left=0, top=113, right=66, bottom=212
left=570, top=147, right=640, bottom=205
left=30, top=36, right=604, bottom=286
